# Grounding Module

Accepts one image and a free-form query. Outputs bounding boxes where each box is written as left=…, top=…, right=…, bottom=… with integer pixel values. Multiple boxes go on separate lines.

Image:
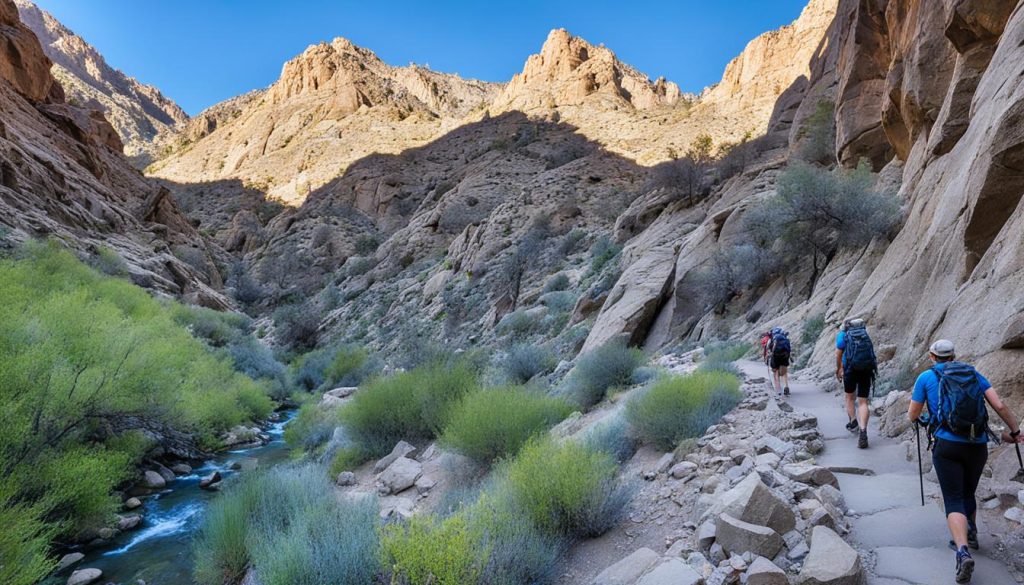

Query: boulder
left=56, top=552, right=84, bottom=573
left=655, top=453, right=675, bottom=474
left=199, top=471, right=222, bottom=490
left=591, top=547, right=660, bottom=585
left=67, top=568, right=103, bottom=585
left=1004, top=507, right=1024, bottom=524
left=746, top=556, right=787, bottom=585
left=379, top=495, right=415, bottom=520
left=170, top=463, right=193, bottom=475
left=715, top=513, right=783, bottom=558
left=124, top=497, right=143, bottom=510
left=636, top=558, right=703, bottom=585
left=414, top=476, right=436, bottom=495
left=670, top=461, right=698, bottom=478
left=797, top=526, right=862, bottom=585
left=377, top=456, right=422, bottom=495
left=697, top=520, right=717, bottom=551
left=754, top=436, right=794, bottom=457
left=714, top=473, right=796, bottom=534
left=324, top=386, right=358, bottom=399
left=374, top=441, right=418, bottom=474
left=782, top=465, right=839, bottom=488
left=141, top=470, right=166, bottom=489
left=117, top=514, right=142, bottom=531
left=335, top=471, right=357, bottom=486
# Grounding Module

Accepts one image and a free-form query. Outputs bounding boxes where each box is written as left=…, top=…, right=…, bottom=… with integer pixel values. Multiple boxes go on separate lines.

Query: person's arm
left=984, top=388, right=1023, bottom=443
left=834, top=348, right=844, bottom=380
left=908, top=400, right=924, bottom=422
left=908, top=372, right=927, bottom=423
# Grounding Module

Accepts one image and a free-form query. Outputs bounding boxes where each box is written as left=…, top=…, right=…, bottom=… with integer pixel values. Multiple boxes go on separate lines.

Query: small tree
left=501, top=229, right=544, bottom=311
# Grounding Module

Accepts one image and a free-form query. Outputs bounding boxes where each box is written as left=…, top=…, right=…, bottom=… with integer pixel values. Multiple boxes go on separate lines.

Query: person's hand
left=1002, top=430, right=1024, bottom=444
left=835, top=368, right=844, bottom=382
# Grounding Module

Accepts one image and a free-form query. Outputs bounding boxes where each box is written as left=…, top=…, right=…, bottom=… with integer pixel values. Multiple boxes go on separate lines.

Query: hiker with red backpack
left=835, top=318, right=876, bottom=449
left=760, top=330, right=772, bottom=366
left=767, top=327, right=792, bottom=397
left=908, top=339, right=1022, bottom=584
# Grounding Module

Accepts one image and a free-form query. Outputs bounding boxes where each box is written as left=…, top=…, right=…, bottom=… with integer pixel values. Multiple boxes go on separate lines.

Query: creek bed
left=64, top=412, right=296, bottom=585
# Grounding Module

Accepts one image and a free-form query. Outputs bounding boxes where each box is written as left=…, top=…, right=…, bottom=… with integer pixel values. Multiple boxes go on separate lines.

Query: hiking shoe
left=784, top=386, right=790, bottom=396
left=956, top=547, right=975, bottom=583
left=858, top=430, right=868, bottom=449
left=968, top=528, right=979, bottom=550
left=845, top=419, right=859, bottom=432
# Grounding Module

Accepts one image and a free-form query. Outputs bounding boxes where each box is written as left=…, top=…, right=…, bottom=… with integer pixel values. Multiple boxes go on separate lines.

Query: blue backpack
left=772, top=333, right=791, bottom=359
left=932, top=362, right=991, bottom=442
left=844, top=325, right=877, bottom=374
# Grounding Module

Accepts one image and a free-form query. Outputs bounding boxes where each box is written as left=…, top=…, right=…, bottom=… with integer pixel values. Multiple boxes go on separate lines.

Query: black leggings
left=932, top=438, right=988, bottom=521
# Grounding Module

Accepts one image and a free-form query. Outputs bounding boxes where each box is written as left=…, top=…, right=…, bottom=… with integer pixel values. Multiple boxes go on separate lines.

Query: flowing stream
left=67, top=412, right=296, bottom=585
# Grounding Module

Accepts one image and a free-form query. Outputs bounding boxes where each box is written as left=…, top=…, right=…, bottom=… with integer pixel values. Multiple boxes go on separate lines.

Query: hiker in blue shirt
left=908, top=339, right=1022, bottom=584
left=835, top=318, right=877, bottom=449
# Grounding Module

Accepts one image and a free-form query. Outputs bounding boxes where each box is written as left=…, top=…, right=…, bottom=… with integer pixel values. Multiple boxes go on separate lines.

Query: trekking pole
left=915, top=422, right=925, bottom=506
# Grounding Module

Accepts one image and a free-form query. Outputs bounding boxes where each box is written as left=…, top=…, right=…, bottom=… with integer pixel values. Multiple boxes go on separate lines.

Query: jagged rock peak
left=494, top=28, right=681, bottom=112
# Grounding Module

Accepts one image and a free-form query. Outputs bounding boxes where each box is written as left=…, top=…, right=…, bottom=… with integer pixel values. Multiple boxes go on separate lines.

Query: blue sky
left=34, top=1, right=810, bottom=116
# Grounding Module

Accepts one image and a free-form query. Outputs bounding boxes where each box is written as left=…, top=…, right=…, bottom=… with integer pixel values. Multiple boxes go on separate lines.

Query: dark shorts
left=933, top=438, right=988, bottom=519
left=770, top=354, right=790, bottom=369
left=843, top=369, right=872, bottom=398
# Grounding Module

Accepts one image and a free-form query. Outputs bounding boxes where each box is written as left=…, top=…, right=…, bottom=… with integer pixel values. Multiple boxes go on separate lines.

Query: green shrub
left=543, top=273, right=570, bottom=293
left=324, top=344, right=372, bottom=386
left=292, top=349, right=332, bottom=392
left=0, top=487, right=57, bottom=585
left=355, top=235, right=380, bottom=255
left=582, top=414, right=639, bottom=464
left=505, top=438, right=631, bottom=537
left=381, top=511, right=486, bottom=585
left=801, top=313, right=826, bottom=345
left=442, top=387, right=571, bottom=464
left=589, top=236, right=622, bottom=273
left=273, top=302, right=320, bottom=351
left=194, top=464, right=379, bottom=585
left=570, top=339, right=646, bottom=408
left=92, top=247, right=129, bottom=277
left=284, top=403, right=340, bottom=454
left=496, top=310, right=538, bottom=339
left=499, top=344, right=555, bottom=384
left=342, top=359, right=479, bottom=457
left=228, top=337, right=291, bottom=400
left=539, top=290, right=576, bottom=313
left=0, top=242, right=273, bottom=575
left=626, top=372, right=742, bottom=450
left=345, top=256, right=377, bottom=278
left=797, top=100, right=836, bottom=164
left=171, top=303, right=251, bottom=347
left=557, top=229, right=586, bottom=257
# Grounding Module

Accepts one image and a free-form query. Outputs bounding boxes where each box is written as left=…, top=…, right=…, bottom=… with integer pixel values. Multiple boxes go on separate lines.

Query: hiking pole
left=915, top=421, right=925, bottom=506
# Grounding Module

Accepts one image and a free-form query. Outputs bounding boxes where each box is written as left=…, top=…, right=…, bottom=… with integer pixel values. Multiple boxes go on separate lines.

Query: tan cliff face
left=13, top=0, right=189, bottom=166
left=0, top=0, right=226, bottom=308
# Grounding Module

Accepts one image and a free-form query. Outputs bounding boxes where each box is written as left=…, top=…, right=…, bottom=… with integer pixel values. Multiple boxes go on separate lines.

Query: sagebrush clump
left=626, top=371, right=742, bottom=450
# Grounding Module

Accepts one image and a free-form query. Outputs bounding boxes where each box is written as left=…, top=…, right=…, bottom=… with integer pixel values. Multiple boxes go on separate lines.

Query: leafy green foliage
left=0, top=241, right=272, bottom=582
left=496, top=310, right=539, bottom=339
left=569, top=339, right=646, bottom=408
left=797, top=100, right=836, bottom=164
left=801, top=313, right=826, bottom=345
left=626, top=372, right=742, bottom=450
left=589, top=236, right=622, bottom=273
left=341, top=359, right=479, bottom=457
left=92, top=247, right=129, bottom=277
left=441, top=387, right=571, bottom=464
left=323, top=344, right=375, bottom=387
left=380, top=511, right=487, bottom=585
left=543, top=273, right=570, bottom=293
left=284, top=403, right=341, bottom=454
left=505, top=438, right=631, bottom=537
left=194, top=464, right=379, bottom=585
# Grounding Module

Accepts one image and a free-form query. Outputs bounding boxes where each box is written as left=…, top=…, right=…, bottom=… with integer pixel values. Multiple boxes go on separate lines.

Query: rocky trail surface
left=736, top=359, right=1019, bottom=585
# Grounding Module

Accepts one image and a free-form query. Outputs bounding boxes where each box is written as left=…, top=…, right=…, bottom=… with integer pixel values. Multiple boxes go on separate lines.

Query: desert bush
left=703, top=341, right=750, bottom=364
left=505, top=438, right=632, bottom=537
left=557, top=228, right=586, bottom=257
left=696, top=244, right=779, bottom=310
left=500, top=230, right=544, bottom=309
left=570, top=339, right=646, bottom=408
left=582, top=414, right=639, bottom=464
left=171, top=303, right=250, bottom=347
left=474, top=498, right=564, bottom=585
left=273, top=302, right=320, bottom=351
left=801, top=313, right=826, bottom=345
left=496, top=309, right=538, bottom=339
left=539, top=290, right=575, bottom=313
left=284, top=403, right=341, bottom=454
left=745, top=161, right=900, bottom=280
left=631, top=366, right=659, bottom=385
left=92, top=247, right=129, bottom=277
left=324, top=344, right=375, bottom=387
left=626, top=372, right=742, bottom=450
left=589, top=236, right=622, bottom=273
left=342, top=359, right=479, bottom=457
left=345, top=256, right=377, bottom=278
left=543, top=273, right=570, bottom=293
left=380, top=511, right=486, bottom=585
left=230, top=263, right=264, bottom=305
left=354, top=235, right=380, bottom=255
left=797, top=100, right=836, bottom=164
left=194, top=464, right=379, bottom=585
left=228, top=337, right=291, bottom=400
left=310, top=224, right=333, bottom=248
left=292, top=349, right=332, bottom=392
left=499, top=344, right=556, bottom=384
left=441, top=387, right=571, bottom=465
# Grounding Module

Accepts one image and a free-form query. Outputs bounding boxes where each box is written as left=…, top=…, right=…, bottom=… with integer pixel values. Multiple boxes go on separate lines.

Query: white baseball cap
left=929, top=339, right=955, bottom=358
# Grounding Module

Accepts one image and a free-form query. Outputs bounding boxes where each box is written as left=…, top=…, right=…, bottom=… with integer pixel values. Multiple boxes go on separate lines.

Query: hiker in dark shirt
left=835, top=318, right=876, bottom=449
left=908, top=339, right=1023, bottom=584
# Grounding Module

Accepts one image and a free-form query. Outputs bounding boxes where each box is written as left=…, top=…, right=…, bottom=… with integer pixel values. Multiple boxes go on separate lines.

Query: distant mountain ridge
left=14, top=0, right=188, bottom=165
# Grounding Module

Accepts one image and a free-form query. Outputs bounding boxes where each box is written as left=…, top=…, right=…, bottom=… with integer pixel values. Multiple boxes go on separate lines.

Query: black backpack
left=772, top=333, right=791, bottom=359
left=844, top=324, right=876, bottom=374
left=933, top=362, right=992, bottom=442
